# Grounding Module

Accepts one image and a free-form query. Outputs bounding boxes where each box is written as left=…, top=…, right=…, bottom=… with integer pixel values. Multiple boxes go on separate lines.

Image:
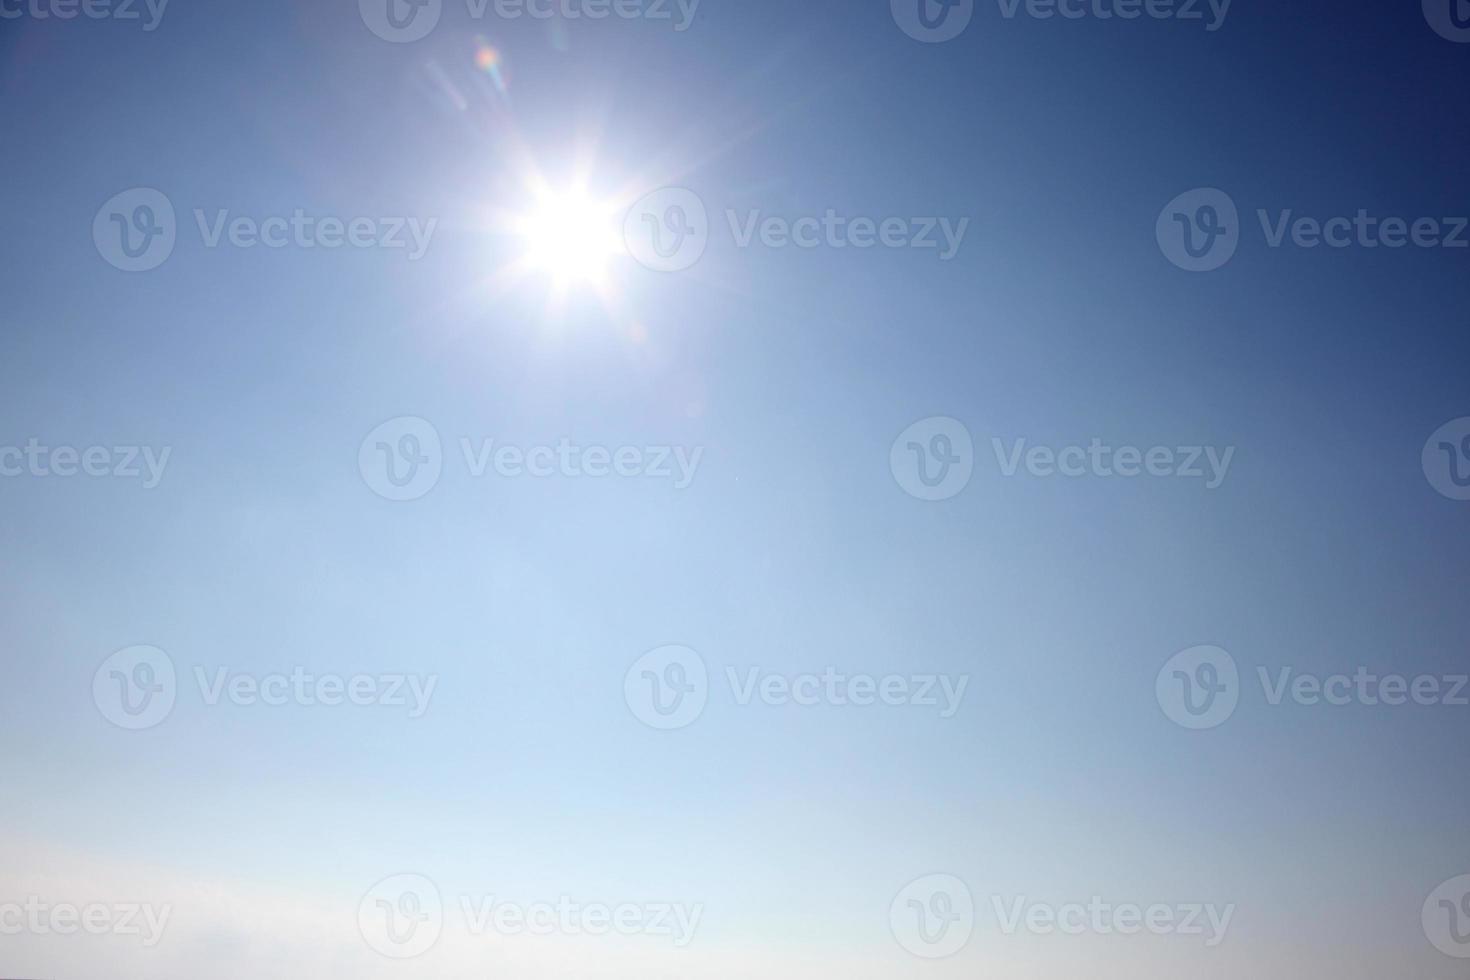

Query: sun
left=514, top=186, right=624, bottom=290
left=476, top=158, right=659, bottom=322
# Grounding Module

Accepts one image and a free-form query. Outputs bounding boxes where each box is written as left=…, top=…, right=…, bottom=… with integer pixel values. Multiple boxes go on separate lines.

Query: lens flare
left=473, top=38, right=508, bottom=95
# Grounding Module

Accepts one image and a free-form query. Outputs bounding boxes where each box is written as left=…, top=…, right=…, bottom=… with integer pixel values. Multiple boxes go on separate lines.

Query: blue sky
left=2, top=0, right=1469, bottom=977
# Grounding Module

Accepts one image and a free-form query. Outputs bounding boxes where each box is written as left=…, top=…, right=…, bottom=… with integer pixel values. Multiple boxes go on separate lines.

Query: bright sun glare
left=516, top=188, right=624, bottom=290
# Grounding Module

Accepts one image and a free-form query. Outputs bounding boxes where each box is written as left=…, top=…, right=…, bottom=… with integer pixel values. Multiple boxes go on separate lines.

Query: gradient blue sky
left=2, top=0, right=1469, bottom=977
